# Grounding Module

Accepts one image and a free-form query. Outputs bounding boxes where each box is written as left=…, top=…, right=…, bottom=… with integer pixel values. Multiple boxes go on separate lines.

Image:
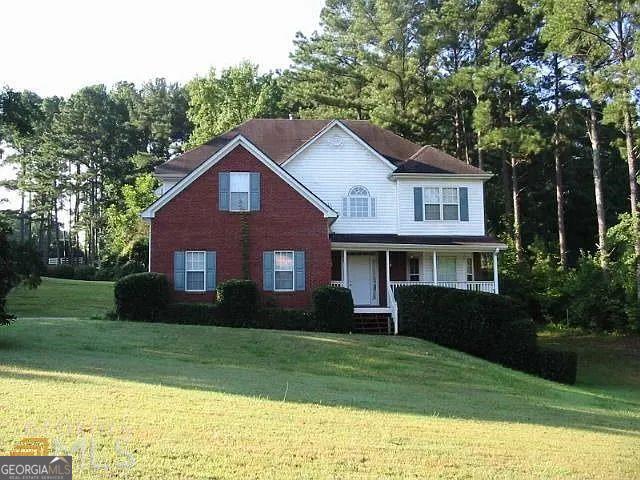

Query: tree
left=104, top=173, right=157, bottom=263
left=186, top=62, right=284, bottom=146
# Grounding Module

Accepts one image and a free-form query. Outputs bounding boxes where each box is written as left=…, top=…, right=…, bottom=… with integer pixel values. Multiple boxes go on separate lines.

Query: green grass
left=1, top=280, right=639, bottom=478
left=6, top=277, right=114, bottom=317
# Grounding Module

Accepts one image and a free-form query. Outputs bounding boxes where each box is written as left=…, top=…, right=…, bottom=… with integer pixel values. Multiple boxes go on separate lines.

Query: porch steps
left=352, top=313, right=391, bottom=335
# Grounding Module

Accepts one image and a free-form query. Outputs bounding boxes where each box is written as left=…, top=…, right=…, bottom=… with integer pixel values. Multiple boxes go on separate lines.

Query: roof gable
left=142, top=135, right=338, bottom=219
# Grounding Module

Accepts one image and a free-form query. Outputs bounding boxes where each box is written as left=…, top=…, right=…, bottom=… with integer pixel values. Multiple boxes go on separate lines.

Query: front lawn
left=0, top=279, right=638, bottom=478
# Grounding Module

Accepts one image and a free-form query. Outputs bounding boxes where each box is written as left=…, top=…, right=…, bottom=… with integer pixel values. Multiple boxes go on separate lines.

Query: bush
left=216, top=279, right=258, bottom=326
left=114, top=272, right=170, bottom=321
left=74, top=265, right=96, bottom=281
left=95, top=266, right=119, bottom=281
left=312, top=286, right=354, bottom=333
left=159, top=303, right=218, bottom=325
left=119, top=260, right=146, bottom=278
left=395, top=285, right=556, bottom=378
left=257, top=308, right=316, bottom=331
left=536, top=348, right=578, bottom=384
left=46, top=264, right=75, bottom=279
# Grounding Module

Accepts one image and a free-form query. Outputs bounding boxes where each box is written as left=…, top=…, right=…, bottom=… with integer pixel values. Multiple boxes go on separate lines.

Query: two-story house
left=142, top=119, right=506, bottom=333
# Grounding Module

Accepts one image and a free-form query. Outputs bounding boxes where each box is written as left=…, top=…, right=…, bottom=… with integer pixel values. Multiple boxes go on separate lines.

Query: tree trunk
left=587, top=105, right=607, bottom=267
left=511, top=156, right=523, bottom=262
left=623, top=106, right=640, bottom=302
left=553, top=55, right=567, bottom=268
left=502, top=155, right=513, bottom=218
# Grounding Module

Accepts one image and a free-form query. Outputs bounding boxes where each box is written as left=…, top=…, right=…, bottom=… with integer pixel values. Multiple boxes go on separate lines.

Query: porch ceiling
left=330, top=233, right=506, bottom=251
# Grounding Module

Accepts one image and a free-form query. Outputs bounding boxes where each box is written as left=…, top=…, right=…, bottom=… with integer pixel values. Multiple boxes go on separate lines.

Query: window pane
left=425, top=204, right=441, bottom=220
left=349, top=197, right=369, bottom=217
left=437, top=257, right=456, bottom=282
left=443, top=204, right=459, bottom=220
left=409, top=257, right=420, bottom=281
left=275, top=271, right=294, bottom=290
left=186, top=271, right=205, bottom=290
left=230, top=192, right=249, bottom=211
left=442, top=188, right=458, bottom=203
left=424, top=187, right=439, bottom=203
left=230, top=172, right=250, bottom=192
left=274, top=251, right=294, bottom=270
left=186, top=251, right=205, bottom=270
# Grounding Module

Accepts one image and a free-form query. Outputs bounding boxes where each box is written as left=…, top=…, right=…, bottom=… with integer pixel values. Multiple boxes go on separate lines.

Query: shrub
left=95, top=266, right=118, bottom=281
left=536, top=348, right=578, bottom=384
left=257, top=308, right=316, bottom=331
left=74, top=265, right=96, bottom=281
left=46, top=264, right=75, bottom=279
left=159, top=303, right=218, bottom=325
left=312, top=285, right=354, bottom=333
left=396, top=285, right=543, bottom=376
left=119, top=260, right=146, bottom=278
left=114, top=272, right=170, bottom=321
left=216, top=279, right=258, bottom=326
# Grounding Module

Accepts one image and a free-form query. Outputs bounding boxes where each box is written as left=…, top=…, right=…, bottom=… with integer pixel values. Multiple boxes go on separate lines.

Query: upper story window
left=343, top=186, right=376, bottom=218
left=230, top=172, right=251, bottom=211
left=422, top=187, right=460, bottom=221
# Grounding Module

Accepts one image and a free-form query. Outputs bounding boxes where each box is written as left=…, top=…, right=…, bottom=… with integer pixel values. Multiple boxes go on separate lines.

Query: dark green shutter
left=219, top=172, right=229, bottom=211
left=250, top=172, right=260, bottom=211
left=459, top=187, right=469, bottom=221
left=413, top=187, right=423, bottom=221
left=263, top=251, right=274, bottom=291
left=294, top=251, right=305, bottom=291
left=206, top=251, right=216, bottom=291
left=174, top=251, right=185, bottom=291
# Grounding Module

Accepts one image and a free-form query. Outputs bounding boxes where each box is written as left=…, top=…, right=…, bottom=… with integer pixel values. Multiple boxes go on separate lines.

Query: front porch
left=330, top=247, right=501, bottom=334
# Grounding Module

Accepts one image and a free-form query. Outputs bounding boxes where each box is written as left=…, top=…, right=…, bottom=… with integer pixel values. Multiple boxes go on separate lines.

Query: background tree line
left=1, top=0, right=639, bottom=329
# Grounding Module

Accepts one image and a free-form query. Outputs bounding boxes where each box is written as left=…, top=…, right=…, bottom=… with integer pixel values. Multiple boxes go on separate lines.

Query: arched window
left=343, top=186, right=376, bottom=218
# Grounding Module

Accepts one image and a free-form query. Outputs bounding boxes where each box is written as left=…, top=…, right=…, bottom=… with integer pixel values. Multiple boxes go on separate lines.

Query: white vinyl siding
left=185, top=251, right=206, bottom=292
left=399, top=178, right=485, bottom=235
left=283, top=125, right=396, bottom=234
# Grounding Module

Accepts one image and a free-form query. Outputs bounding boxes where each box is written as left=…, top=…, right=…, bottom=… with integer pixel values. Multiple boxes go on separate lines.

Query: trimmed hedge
left=46, top=264, right=75, bottom=279
left=312, top=285, right=354, bottom=333
left=536, top=348, right=578, bottom=384
left=158, top=302, right=218, bottom=325
left=114, top=272, right=170, bottom=321
left=257, top=308, right=316, bottom=331
left=74, top=265, right=96, bottom=280
left=395, top=285, right=576, bottom=383
left=216, top=280, right=259, bottom=325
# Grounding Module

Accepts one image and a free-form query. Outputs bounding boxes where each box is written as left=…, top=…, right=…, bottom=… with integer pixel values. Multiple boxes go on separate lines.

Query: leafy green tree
left=186, top=62, right=284, bottom=146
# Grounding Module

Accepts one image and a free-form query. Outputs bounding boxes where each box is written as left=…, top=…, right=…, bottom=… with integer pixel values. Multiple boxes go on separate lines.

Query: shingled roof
left=156, top=119, right=486, bottom=177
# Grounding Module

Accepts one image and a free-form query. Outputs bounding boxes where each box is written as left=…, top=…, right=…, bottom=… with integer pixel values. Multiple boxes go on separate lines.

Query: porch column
left=342, top=249, right=348, bottom=287
left=432, top=251, right=438, bottom=285
left=385, top=250, right=390, bottom=292
left=493, top=249, right=500, bottom=294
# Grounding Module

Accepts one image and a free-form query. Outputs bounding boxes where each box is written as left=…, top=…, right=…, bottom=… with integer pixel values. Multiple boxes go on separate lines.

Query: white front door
left=348, top=254, right=379, bottom=306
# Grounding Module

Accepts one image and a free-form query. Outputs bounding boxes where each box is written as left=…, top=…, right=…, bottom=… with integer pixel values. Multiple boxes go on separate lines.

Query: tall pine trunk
left=553, top=55, right=567, bottom=268
left=623, top=106, right=640, bottom=301
left=511, top=156, right=523, bottom=262
left=587, top=105, right=607, bottom=267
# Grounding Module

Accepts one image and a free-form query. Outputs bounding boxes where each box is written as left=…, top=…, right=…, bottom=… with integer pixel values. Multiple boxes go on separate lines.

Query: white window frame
left=229, top=172, right=251, bottom=212
left=423, top=186, right=461, bottom=222
left=185, top=250, right=206, bottom=292
left=274, top=250, right=295, bottom=292
left=407, top=255, right=421, bottom=282
left=466, top=257, right=474, bottom=281
left=346, top=186, right=375, bottom=218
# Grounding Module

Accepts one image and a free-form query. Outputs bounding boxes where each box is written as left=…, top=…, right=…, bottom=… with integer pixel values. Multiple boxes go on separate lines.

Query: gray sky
left=1, top=0, right=325, bottom=207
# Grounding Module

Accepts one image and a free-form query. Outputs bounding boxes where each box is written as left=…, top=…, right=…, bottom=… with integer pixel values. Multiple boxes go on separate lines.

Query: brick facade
left=150, top=145, right=332, bottom=309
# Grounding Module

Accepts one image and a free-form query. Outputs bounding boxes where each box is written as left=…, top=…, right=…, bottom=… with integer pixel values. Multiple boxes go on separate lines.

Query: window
left=344, top=186, right=375, bottom=218
left=442, top=188, right=459, bottom=220
left=423, top=187, right=460, bottom=221
left=437, top=256, right=457, bottom=282
left=466, top=257, right=474, bottom=281
left=408, top=256, right=420, bottom=281
left=424, top=187, right=441, bottom=220
left=230, top=172, right=250, bottom=211
left=185, top=251, right=206, bottom=291
left=274, top=251, right=294, bottom=291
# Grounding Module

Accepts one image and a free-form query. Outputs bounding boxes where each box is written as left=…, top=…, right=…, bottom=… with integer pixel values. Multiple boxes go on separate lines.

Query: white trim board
left=330, top=242, right=506, bottom=252
left=141, top=135, right=338, bottom=219
left=281, top=120, right=398, bottom=171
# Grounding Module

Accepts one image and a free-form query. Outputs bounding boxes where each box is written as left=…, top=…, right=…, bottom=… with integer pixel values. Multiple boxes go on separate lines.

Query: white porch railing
left=389, top=280, right=496, bottom=294
left=330, top=280, right=345, bottom=287
left=387, top=284, right=398, bottom=334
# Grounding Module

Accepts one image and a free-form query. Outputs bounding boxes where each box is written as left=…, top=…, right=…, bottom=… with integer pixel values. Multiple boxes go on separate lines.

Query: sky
left=1, top=0, right=326, bottom=208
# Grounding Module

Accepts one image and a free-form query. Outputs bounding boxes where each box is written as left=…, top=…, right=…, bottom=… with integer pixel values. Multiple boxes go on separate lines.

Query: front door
left=348, top=254, right=379, bottom=306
